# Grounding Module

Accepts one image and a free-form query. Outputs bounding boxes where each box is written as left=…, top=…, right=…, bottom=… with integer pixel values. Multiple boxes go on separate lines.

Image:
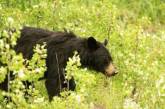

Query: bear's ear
left=103, top=39, right=108, bottom=46
left=87, top=37, right=98, bottom=50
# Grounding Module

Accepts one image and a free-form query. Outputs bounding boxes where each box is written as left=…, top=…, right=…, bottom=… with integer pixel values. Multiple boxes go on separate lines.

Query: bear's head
left=82, top=37, right=117, bottom=77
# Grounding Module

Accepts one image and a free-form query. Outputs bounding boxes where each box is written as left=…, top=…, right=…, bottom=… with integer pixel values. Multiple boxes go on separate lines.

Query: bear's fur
left=0, top=27, right=117, bottom=101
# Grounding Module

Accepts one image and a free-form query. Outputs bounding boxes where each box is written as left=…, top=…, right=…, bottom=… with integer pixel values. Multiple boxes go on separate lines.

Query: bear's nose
left=110, top=70, right=118, bottom=76
left=105, top=63, right=118, bottom=77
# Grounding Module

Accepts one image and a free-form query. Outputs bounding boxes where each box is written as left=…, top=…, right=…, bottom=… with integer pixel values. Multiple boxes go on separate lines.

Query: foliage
left=0, top=0, right=165, bottom=109
left=0, top=20, right=47, bottom=108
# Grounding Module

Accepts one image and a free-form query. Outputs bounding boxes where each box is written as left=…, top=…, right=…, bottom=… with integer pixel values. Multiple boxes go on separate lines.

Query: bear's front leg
left=62, top=77, right=76, bottom=91
left=45, top=78, right=61, bottom=101
left=68, top=77, right=76, bottom=91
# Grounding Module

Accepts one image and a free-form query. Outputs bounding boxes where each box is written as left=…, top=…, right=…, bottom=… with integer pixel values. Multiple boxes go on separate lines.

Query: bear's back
left=15, top=27, right=78, bottom=59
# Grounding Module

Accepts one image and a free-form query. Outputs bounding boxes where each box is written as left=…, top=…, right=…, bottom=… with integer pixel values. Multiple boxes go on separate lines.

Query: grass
left=0, top=0, right=165, bottom=109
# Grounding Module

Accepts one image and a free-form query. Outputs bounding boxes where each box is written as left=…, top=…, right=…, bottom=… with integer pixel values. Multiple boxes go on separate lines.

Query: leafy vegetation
left=0, top=0, right=165, bottom=109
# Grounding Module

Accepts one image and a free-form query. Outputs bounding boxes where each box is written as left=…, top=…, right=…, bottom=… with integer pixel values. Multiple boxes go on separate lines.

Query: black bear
left=0, top=27, right=117, bottom=101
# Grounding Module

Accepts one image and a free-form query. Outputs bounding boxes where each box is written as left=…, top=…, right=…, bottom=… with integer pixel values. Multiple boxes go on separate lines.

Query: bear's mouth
left=105, top=63, right=118, bottom=77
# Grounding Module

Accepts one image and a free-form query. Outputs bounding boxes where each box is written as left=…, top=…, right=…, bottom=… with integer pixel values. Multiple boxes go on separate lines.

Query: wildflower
left=76, top=95, right=81, bottom=103
left=35, top=68, right=41, bottom=73
left=18, top=69, right=25, bottom=78
left=124, top=98, right=141, bottom=109
left=7, top=17, right=14, bottom=25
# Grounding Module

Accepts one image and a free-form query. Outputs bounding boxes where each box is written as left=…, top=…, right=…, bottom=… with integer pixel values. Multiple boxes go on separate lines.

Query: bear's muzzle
left=105, top=63, right=118, bottom=77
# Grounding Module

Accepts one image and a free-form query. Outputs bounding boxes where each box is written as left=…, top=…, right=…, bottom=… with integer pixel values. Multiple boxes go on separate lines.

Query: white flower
left=124, top=98, right=141, bottom=109
left=84, top=68, right=87, bottom=71
left=35, top=68, right=41, bottom=73
left=76, top=95, right=81, bottom=103
left=34, top=97, right=45, bottom=103
left=18, top=70, right=25, bottom=78
left=7, top=17, right=14, bottom=24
